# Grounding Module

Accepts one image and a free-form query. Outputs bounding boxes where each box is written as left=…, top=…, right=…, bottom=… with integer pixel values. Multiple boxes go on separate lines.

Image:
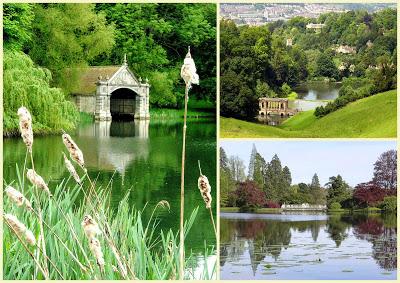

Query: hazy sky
left=221, top=141, right=396, bottom=187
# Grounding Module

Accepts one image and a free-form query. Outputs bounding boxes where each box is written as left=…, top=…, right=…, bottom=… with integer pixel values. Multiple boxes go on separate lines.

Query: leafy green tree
left=281, top=83, right=292, bottom=97
left=4, top=51, right=78, bottom=135
left=372, top=149, right=397, bottom=191
left=228, top=155, right=246, bottom=183
left=315, top=52, right=339, bottom=79
left=28, top=4, right=115, bottom=92
left=326, top=175, right=352, bottom=206
left=3, top=4, right=34, bottom=50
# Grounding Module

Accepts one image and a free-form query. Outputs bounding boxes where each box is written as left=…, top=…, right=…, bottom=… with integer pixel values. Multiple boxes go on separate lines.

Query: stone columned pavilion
left=72, top=55, right=150, bottom=121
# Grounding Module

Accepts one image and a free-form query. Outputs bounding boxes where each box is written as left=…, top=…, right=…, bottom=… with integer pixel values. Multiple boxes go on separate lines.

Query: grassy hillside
left=220, top=90, right=397, bottom=138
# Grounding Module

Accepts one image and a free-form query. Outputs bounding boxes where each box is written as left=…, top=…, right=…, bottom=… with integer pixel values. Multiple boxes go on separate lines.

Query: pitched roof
left=70, top=66, right=121, bottom=95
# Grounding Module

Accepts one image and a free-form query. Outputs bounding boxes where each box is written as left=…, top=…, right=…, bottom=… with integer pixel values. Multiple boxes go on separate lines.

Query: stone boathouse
left=72, top=56, right=150, bottom=121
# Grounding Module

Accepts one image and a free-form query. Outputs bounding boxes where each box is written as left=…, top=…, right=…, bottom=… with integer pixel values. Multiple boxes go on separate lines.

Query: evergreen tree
left=253, top=153, right=267, bottom=188
left=309, top=173, right=326, bottom=205
left=264, top=154, right=283, bottom=202
left=220, top=147, right=229, bottom=171
left=248, top=144, right=258, bottom=180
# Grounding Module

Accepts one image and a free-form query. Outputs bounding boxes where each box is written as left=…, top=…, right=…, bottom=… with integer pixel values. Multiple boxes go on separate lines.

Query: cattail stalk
left=198, top=161, right=217, bottom=238
left=3, top=215, right=48, bottom=279
left=179, top=82, right=189, bottom=280
left=4, top=214, right=36, bottom=246
left=178, top=46, right=199, bottom=279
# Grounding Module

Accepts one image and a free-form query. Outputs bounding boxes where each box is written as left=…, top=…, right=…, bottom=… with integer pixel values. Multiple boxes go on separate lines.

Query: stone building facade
left=72, top=56, right=150, bottom=121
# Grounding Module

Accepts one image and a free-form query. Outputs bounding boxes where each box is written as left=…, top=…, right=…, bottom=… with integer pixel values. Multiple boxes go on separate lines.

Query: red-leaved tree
left=234, top=180, right=266, bottom=211
left=353, top=182, right=387, bottom=207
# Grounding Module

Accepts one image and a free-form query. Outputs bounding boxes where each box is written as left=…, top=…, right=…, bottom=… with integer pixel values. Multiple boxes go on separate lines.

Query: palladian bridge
left=72, top=55, right=150, bottom=121
left=259, top=97, right=297, bottom=117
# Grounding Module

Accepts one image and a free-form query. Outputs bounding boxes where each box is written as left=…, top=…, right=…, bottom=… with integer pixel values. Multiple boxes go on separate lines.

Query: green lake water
left=3, top=118, right=216, bottom=270
left=220, top=212, right=397, bottom=280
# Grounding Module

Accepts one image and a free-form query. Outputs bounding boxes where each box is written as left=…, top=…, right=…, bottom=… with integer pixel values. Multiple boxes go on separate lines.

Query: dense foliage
left=220, top=8, right=397, bottom=120
left=3, top=51, right=78, bottom=135
left=220, top=146, right=397, bottom=211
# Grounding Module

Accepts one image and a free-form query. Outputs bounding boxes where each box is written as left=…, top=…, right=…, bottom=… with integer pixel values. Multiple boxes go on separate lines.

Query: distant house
left=286, top=38, right=293, bottom=47
left=306, top=23, right=325, bottom=31
left=366, top=40, right=373, bottom=48
left=336, top=45, right=356, bottom=54
left=338, top=63, right=347, bottom=71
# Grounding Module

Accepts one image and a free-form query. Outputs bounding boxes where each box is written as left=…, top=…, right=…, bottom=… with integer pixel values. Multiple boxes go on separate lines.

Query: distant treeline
left=220, top=145, right=397, bottom=212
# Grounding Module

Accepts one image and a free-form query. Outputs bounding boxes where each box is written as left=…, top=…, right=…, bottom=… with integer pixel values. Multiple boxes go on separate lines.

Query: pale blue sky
left=221, top=141, right=396, bottom=187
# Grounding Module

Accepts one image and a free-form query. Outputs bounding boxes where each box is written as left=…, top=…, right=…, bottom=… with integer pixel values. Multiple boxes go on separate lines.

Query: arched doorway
left=110, top=88, right=137, bottom=120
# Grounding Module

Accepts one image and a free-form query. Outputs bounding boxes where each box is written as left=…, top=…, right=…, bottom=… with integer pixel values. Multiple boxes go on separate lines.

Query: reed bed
left=3, top=104, right=216, bottom=280
left=3, top=166, right=215, bottom=280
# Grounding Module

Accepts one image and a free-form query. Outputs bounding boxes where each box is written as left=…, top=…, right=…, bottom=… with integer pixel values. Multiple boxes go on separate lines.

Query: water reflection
left=294, top=82, right=341, bottom=101
left=220, top=212, right=397, bottom=280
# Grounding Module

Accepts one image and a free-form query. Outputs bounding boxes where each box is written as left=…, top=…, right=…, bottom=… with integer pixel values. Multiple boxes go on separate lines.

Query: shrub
left=234, top=181, right=266, bottom=211
left=330, top=202, right=342, bottom=210
left=265, top=200, right=280, bottom=208
left=381, top=196, right=397, bottom=212
left=353, top=181, right=386, bottom=207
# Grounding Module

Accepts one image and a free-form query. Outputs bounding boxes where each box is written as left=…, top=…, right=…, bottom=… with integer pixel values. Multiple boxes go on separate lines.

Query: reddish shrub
left=234, top=180, right=266, bottom=211
left=265, top=200, right=280, bottom=208
left=354, top=181, right=386, bottom=207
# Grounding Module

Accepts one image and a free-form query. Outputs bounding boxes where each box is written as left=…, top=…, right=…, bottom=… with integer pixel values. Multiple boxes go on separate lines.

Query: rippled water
left=220, top=212, right=396, bottom=280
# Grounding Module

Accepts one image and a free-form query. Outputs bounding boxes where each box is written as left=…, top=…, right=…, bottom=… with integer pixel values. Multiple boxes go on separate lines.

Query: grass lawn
left=220, top=90, right=396, bottom=138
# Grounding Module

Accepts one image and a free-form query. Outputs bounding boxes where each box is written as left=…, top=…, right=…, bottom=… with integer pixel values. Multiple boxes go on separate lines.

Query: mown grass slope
left=220, top=90, right=396, bottom=138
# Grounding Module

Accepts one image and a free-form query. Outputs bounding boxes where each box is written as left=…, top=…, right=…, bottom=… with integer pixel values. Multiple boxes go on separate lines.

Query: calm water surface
left=220, top=212, right=396, bottom=280
left=294, top=82, right=341, bottom=101
left=4, top=118, right=216, bottom=264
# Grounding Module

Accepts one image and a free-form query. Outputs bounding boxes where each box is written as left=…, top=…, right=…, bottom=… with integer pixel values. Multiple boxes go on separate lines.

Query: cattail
left=181, top=46, right=199, bottom=88
left=82, top=215, right=101, bottom=239
left=198, top=174, right=212, bottom=209
left=62, top=133, right=85, bottom=170
left=63, top=152, right=81, bottom=184
left=4, top=213, right=36, bottom=246
left=89, top=237, right=105, bottom=271
left=17, top=107, right=33, bottom=153
left=26, top=169, right=52, bottom=197
left=5, top=186, right=32, bottom=211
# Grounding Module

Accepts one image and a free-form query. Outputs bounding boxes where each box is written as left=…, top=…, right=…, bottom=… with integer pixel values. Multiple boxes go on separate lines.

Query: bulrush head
left=82, top=215, right=101, bottom=239
left=26, top=169, right=52, bottom=197
left=62, top=132, right=85, bottom=170
left=89, top=237, right=105, bottom=271
left=4, top=213, right=36, bottom=246
left=17, top=106, right=33, bottom=153
left=198, top=174, right=212, bottom=209
left=5, top=186, right=33, bottom=211
left=63, top=152, right=81, bottom=184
